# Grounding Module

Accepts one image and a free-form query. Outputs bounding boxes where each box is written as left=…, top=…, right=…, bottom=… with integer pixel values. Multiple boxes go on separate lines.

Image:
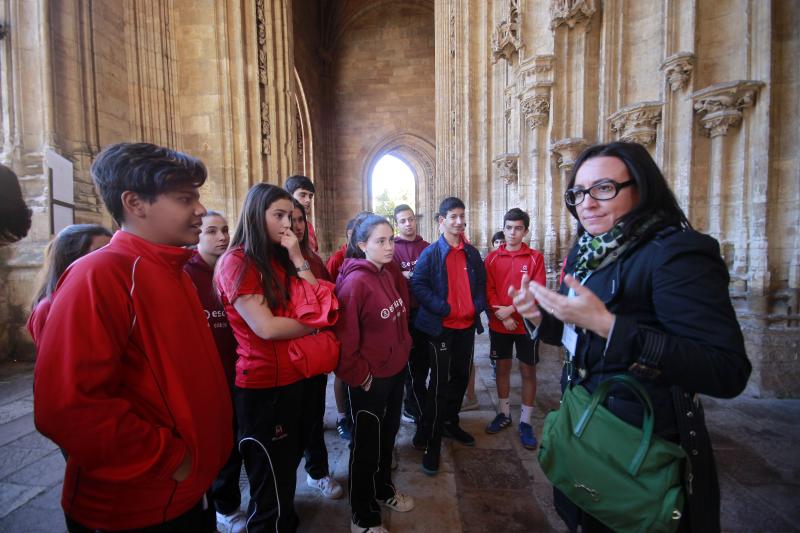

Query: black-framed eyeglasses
left=564, top=179, right=635, bottom=207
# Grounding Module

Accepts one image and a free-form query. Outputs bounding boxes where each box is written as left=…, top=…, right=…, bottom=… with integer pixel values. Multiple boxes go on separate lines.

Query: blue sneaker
left=485, top=413, right=512, bottom=434
left=519, top=422, right=538, bottom=449
left=337, top=418, right=352, bottom=441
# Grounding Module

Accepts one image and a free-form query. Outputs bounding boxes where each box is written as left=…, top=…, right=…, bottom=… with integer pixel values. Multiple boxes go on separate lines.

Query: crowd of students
left=20, top=142, right=543, bottom=533
left=6, top=136, right=751, bottom=533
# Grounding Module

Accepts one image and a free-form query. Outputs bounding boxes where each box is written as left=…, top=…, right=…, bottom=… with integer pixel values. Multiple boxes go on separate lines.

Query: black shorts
left=489, top=330, right=539, bottom=365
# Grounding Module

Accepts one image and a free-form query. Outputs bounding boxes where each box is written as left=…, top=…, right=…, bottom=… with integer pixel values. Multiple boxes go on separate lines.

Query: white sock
left=338, top=412, right=346, bottom=421
left=499, top=398, right=511, bottom=416
left=520, top=404, right=534, bottom=426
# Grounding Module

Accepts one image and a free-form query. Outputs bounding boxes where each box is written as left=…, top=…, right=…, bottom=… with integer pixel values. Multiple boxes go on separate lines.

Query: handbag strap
left=573, top=374, right=655, bottom=476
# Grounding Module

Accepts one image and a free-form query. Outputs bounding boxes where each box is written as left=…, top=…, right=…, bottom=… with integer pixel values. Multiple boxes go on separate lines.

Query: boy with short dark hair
left=484, top=208, right=545, bottom=449
left=34, top=142, right=232, bottom=532
left=411, top=197, right=487, bottom=475
left=285, top=174, right=319, bottom=252
left=392, top=204, right=430, bottom=423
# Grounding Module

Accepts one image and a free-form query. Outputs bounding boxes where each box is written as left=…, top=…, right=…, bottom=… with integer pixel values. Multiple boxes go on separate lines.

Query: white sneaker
left=380, top=491, right=415, bottom=512
left=307, top=474, right=344, bottom=499
left=216, top=510, right=247, bottom=533
left=351, top=522, right=390, bottom=533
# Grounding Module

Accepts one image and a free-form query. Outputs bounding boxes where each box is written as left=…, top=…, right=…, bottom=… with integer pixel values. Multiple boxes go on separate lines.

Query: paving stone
left=6, top=450, right=66, bottom=487
left=0, top=398, right=34, bottom=425
left=457, top=489, right=554, bottom=533
left=0, top=443, right=54, bottom=480
left=0, top=481, right=47, bottom=519
left=452, top=447, right=530, bottom=491
left=718, top=472, right=797, bottom=532
left=0, top=413, right=35, bottom=447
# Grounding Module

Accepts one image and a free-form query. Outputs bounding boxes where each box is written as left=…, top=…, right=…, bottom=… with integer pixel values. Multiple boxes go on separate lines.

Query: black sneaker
left=442, top=422, right=475, bottom=447
left=412, top=429, right=427, bottom=451
left=337, top=418, right=352, bottom=441
left=421, top=448, right=439, bottom=476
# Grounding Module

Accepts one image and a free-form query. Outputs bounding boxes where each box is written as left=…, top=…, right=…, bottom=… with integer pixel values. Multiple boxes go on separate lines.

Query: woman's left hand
left=529, top=274, right=616, bottom=339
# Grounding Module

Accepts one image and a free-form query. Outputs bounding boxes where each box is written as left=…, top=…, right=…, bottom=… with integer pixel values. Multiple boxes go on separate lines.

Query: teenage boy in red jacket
left=33, top=143, right=232, bottom=532
left=391, top=204, right=430, bottom=423
left=484, top=208, right=546, bottom=449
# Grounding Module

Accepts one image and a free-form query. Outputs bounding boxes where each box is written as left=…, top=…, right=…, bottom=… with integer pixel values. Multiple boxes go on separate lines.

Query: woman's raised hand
left=508, top=274, right=542, bottom=326
left=528, top=275, right=615, bottom=339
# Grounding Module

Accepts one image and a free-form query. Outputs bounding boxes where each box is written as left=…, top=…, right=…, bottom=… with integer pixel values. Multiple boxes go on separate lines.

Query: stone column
left=692, top=80, right=764, bottom=246
left=517, top=54, right=553, bottom=252
left=256, top=0, right=297, bottom=182
left=550, top=137, right=587, bottom=271
left=660, top=49, right=695, bottom=212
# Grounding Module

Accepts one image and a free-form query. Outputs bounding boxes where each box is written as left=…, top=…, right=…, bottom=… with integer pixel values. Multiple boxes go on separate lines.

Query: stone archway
left=362, top=133, right=436, bottom=242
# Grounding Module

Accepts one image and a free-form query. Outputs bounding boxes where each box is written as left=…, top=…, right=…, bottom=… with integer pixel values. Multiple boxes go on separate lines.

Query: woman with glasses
left=510, top=142, right=751, bottom=532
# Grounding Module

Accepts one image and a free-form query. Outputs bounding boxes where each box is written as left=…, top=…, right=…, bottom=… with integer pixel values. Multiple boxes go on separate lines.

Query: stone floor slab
left=0, top=481, right=47, bottom=519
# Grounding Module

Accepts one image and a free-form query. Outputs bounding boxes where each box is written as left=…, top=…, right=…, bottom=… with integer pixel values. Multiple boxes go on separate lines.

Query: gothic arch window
left=362, top=132, right=435, bottom=241
left=370, top=154, right=416, bottom=219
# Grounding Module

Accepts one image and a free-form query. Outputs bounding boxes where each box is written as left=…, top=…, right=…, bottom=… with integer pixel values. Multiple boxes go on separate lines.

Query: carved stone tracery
left=608, top=101, right=663, bottom=145
left=660, top=52, right=694, bottom=92
left=521, top=88, right=551, bottom=130
left=691, top=80, right=765, bottom=137
left=492, top=0, right=521, bottom=63
left=550, top=137, right=588, bottom=171
left=550, top=0, right=595, bottom=30
left=493, top=153, right=519, bottom=185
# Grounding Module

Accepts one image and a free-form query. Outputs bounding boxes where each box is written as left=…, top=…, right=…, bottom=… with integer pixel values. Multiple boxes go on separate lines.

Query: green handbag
left=538, top=374, right=689, bottom=533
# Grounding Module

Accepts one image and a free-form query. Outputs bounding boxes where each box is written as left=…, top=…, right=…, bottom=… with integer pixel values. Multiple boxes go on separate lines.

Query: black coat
left=535, top=226, right=751, bottom=532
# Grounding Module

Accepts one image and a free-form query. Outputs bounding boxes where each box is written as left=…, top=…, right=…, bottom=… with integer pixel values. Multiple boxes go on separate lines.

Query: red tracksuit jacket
left=485, top=242, right=547, bottom=334
left=33, top=230, right=232, bottom=530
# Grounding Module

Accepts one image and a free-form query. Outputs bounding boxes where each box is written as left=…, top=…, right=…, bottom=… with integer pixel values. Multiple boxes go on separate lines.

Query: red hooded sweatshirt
left=485, top=242, right=547, bottom=334
left=326, top=243, right=347, bottom=281
left=392, top=235, right=429, bottom=310
left=33, top=231, right=232, bottom=530
left=334, top=258, right=411, bottom=387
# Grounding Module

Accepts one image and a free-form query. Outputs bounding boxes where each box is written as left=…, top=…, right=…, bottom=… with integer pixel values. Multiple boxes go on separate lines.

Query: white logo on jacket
left=380, top=298, right=405, bottom=319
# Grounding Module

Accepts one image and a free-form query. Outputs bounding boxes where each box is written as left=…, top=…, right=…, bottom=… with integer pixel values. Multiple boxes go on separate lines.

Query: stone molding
left=256, top=0, right=268, bottom=86
left=691, top=80, right=765, bottom=138
left=493, top=153, right=519, bottom=184
left=550, top=0, right=595, bottom=30
left=608, top=101, right=663, bottom=145
left=261, top=100, right=271, bottom=155
left=660, top=52, right=694, bottom=92
left=550, top=138, right=588, bottom=171
left=492, top=0, right=521, bottom=63
left=504, top=86, right=514, bottom=123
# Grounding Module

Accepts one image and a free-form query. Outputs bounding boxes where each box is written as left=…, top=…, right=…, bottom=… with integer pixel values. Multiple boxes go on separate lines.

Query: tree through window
left=371, top=154, right=415, bottom=220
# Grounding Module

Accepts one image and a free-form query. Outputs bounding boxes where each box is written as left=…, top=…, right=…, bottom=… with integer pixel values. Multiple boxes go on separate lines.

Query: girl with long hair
left=28, top=224, right=112, bottom=342
left=335, top=214, right=415, bottom=533
left=214, top=183, right=338, bottom=531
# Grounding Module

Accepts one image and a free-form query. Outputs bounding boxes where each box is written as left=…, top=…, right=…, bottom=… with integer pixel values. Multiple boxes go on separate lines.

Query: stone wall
left=329, top=2, right=436, bottom=243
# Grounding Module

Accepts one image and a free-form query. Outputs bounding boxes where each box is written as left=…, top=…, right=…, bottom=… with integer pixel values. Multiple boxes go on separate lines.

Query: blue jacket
left=411, top=235, right=487, bottom=337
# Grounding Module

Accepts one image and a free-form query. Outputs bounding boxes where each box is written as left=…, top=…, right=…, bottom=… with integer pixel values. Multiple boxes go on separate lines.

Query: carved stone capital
left=550, top=138, right=588, bottom=171
left=521, top=92, right=551, bottom=130
left=492, top=0, right=521, bottom=63
left=493, top=153, right=519, bottom=185
left=550, top=0, right=595, bottom=30
left=691, top=80, right=764, bottom=137
left=608, top=101, right=663, bottom=145
left=660, top=52, right=694, bottom=92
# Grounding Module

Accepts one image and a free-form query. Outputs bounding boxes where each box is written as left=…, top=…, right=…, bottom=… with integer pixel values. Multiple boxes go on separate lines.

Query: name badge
left=561, top=323, right=578, bottom=356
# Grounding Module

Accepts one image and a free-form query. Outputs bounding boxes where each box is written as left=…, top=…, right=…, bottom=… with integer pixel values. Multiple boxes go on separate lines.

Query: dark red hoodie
left=485, top=242, right=546, bottom=334
left=392, top=235, right=429, bottom=310
left=334, top=258, right=411, bottom=387
left=33, top=231, right=231, bottom=530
